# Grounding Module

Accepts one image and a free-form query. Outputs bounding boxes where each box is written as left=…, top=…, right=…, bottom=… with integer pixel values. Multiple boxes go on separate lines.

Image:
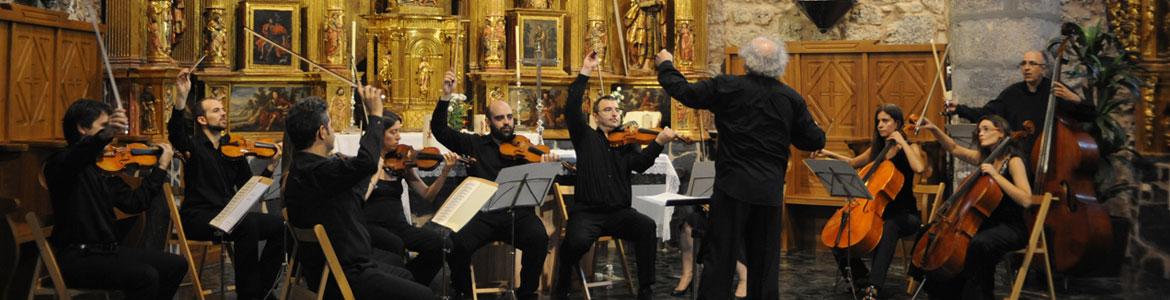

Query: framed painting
left=617, top=86, right=669, bottom=114
left=512, top=9, right=565, bottom=72
left=507, top=85, right=572, bottom=138
left=228, top=85, right=315, bottom=132
left=242, top=1, right=300, bottom=72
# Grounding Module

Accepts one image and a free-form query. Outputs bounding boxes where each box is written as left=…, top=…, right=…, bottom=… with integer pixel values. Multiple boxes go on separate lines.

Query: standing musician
left=551, top=52, right=667, bottom=300
left=815, top=104, right=926, bottom=299
left=45, top=99, right=187, bottom=299
left=363, top=109, right=460, bottom=285
left=918, top=116, right=1032, bottom=299
left=169, top=69, right=286, bottom=300
left=944, top=50, right=1095, bottom=156
left=284, top=90, right=434, bottom=300
left=656, top=36, right=827, bottom=299
left=430, top=70, right=556, bottom=300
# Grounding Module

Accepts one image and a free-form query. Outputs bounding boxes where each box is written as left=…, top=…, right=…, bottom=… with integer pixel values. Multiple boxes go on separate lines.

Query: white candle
left=351, top=21, right=357, bottom=65
left=515, top=25, right=521, bottom=87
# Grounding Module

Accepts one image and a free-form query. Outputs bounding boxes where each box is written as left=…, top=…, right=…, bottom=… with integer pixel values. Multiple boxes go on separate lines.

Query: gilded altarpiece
left=1109, top=0, right=1170, bottom=155
left=364, top=13, right=466, bottom=131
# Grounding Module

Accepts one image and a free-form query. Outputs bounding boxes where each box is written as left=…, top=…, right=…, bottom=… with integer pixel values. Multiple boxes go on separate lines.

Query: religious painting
left=507, top=85, right=572, bottom=138
left=228, top=85, right=315, bottom=132
left=242, top=2, right=300, bottom=72
left=617, top=86, right=669, bottom=113
left=513, top=10, right=565, bottom=72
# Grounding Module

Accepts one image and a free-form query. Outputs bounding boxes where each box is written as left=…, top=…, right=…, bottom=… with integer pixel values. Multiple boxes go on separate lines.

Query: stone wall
left=705, top=0, right=950, bottom=73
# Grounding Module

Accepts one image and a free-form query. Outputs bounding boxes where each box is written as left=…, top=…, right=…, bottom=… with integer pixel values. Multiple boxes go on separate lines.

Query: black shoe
left=670, top=283, right=691, bottom=297
left=638, top=287, right=654, bottom=300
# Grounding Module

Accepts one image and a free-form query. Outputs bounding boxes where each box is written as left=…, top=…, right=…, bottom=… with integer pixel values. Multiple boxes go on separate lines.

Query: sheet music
left=637, top=192, right=707, bottom=205
left=209, top=176, right=273, bottom=233
left=432, top=177, right=498, bottom=232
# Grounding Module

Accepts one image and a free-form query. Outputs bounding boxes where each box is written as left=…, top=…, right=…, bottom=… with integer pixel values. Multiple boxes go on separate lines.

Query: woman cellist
left=917, top=115, right=1032, bottom=298
left=363, top=110, right=461, bottom=285
left=815, top=104, right=926, bottom=299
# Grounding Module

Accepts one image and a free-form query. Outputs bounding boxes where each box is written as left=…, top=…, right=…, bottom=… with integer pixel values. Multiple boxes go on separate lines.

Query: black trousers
left=925, top=222, right=1026, bottom=300
left=449, top=209, right=549, bottom=299
left=368, top=223, right=446, bottom=285
left=301, top=248, right=434, bottom=300
left=55, top=246, right=187, bottom=300
left=833, top=211, right=921, bottom=288
left=699, top=189, right=783, bottom=300
left=184, top=209, right=286, bottom=299
left=554, top=208, right=658, bottom=294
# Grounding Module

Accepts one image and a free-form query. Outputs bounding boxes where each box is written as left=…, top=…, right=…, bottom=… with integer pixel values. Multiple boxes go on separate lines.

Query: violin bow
left=913, top=39, right=949, bottom=135
left=90, top=18, right=128, bottom=133
left=243, top=27, right=359, bottom=88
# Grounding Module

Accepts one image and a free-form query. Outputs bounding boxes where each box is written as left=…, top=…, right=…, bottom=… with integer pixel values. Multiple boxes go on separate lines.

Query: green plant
left=1049, top=22, right=1146, bottom=155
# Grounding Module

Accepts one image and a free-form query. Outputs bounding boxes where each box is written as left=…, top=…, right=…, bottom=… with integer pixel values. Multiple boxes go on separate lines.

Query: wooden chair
left=24, top=212, right=110, bottom=300
left=1004, top=193, right=1057, bottom=300
left=161, top=183, right=209, bottom=300
left=282, top=219, right=356, bottom=300
left=1, top=197, right=20, bottom=298
left=903, top=183, right=945, bottom=294
left=278, top=210, right=313, bottom=300
left=551, top=183, right=638, bottom=299
left=164, top=180, right=234, bottom=299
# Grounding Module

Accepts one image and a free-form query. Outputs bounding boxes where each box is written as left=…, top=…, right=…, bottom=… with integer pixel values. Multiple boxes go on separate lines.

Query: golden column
left=585, top=0, right=608, bottom=68
left=203, top=0, right=229, bottom=70
left=146, top=0, right=175, bottom=64
left=482, top=0, right=506, bottom=69
left=673, top=0, right=695, bottom=70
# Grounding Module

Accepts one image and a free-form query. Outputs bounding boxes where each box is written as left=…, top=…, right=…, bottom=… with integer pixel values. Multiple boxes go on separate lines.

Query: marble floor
left=75, top=246, right=1167, bottom=300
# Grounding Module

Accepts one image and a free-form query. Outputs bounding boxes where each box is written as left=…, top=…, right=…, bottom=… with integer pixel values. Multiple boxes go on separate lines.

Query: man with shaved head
left=946, top=50, right=1096, bottom=157
left=430, top=71, right=555, bottom=300
left=656, top=36, right=826, bottom=299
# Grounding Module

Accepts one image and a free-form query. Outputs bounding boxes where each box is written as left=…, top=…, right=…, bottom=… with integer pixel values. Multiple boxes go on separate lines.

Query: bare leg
left=735, top=261, right=748, bottom=298
left=674, top=224, right=694, bottom=292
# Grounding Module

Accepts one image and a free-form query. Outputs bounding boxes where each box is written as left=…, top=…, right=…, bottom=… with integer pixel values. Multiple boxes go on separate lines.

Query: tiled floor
left=152, top=245, right=1170, bottom=300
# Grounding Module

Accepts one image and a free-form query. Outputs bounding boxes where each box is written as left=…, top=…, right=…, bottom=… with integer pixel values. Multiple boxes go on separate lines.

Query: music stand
left=482, top=162, right=562, bottom=300
left=803, top=159, right=872, bottom=299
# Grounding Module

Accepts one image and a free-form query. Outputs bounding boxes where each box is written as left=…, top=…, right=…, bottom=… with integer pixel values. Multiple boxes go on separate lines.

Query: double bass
left=820, top=140, right=906, bottom=256
left=1030, top=24, right=1112, bottom=273
left=911, top=127, right=1031, bottom=279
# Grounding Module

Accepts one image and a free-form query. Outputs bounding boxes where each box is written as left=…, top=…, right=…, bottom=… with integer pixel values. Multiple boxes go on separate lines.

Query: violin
left=382, top=144, right=475, bottom=173
left=606, top=126, right=696, bottom=147
left=96, top=143, right=164, bottom=172
left=220, top=134, right=279, bottom=159
left=819, top=140, right=906, bottom=256
left=499, top=135, right=552, bottom=163
left=911, top=125, right=1032, bottom=280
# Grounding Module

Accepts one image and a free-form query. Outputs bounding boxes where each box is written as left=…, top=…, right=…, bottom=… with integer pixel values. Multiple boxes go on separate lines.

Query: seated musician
left=918, top=116, right=1032, bottom=299
left=283, top=89, right=434, bottom=300
left=552, top=52, right=670, bottom=300
left=45, top=100, right=187, bottom=299
left=430, top=71, right=555, bottom=300
left=815, top=104, right=926, bottom=299
left=363, top=109, right=459, bottom=285
left=169, top=68, right=286, bottom=300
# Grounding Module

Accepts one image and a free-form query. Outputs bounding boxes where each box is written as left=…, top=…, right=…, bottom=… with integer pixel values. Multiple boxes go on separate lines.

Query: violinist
left=45, top=99, right=187, bottom=299
left=552, top=51, right=667, bottom=300
left=918, top=116, right=1032, bottom=299
left=362, top=110, right=459, bottom=285
left=430, top=70, right=555, bottom=300
left=815, top=104, right=926, bottom=299
left=167, top=68, right=284, bottom=300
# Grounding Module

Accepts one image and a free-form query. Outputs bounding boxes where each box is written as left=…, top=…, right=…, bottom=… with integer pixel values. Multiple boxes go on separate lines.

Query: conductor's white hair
left=739, top=37, right=788, bottom=78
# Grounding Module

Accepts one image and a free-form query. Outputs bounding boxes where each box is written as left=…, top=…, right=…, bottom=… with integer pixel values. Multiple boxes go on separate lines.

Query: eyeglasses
left=1018, top=61, right=1046, bottom=68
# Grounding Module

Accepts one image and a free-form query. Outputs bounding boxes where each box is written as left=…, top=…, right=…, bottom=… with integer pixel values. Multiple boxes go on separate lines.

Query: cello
left=819, top=140, right=906, bottom=257
left=911, top=126, right=1031, bottom=280
left=1029, top=24, right=1112, bottom=273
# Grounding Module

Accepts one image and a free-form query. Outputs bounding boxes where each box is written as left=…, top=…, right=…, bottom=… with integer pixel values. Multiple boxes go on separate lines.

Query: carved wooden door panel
left=8, top=24, right=55, bottom=141
left=56, top=30, right=102, bottom=139
left=786, top=53, right=865, bottom=200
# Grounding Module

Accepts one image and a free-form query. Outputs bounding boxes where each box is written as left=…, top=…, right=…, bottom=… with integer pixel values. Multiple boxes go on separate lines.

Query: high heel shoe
left=670, top=284, right=691, bottom=297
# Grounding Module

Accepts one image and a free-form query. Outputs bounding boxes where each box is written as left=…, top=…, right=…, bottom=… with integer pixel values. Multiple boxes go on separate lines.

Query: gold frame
left=241, top=1, right=302, bottom=73
left=199, top=72, right=332, bottom=140
left=511, top=9, right=565, bottom=74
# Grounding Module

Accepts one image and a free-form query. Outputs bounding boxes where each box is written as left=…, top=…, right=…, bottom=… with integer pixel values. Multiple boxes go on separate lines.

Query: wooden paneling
left=1, top=21, right=8, bottom=142
left=724, top=41, right=945, bottom=203
left=7, top=23, right=55, bottom=141
left=55, top=29, right=101, bottom=139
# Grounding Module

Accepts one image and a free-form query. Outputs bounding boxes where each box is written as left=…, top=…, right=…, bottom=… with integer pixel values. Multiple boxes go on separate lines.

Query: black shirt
left=286, top=116, right=383, bottom=272
left=430, top=101, right=526, bottom=181
left=44, top=128, right=169, bottom=246
left=657, top=61, right=826, bottom=206
left=954, top=77, right=1096, bottom=155
left=364, top=178, right=410, bottom=230
left=167, top=108, right=258, bottom=214
left=984, top=155, right=1027, bottom=232
left=566, top=75, right=664, bottom=212
left=883, top=150, right=919, bottom=218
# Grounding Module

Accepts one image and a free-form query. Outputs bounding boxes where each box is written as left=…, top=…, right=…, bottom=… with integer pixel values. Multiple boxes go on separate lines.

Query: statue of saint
left=417, top=60, right=433, bottom=101
left=624, top=0, right=667, bottom=72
